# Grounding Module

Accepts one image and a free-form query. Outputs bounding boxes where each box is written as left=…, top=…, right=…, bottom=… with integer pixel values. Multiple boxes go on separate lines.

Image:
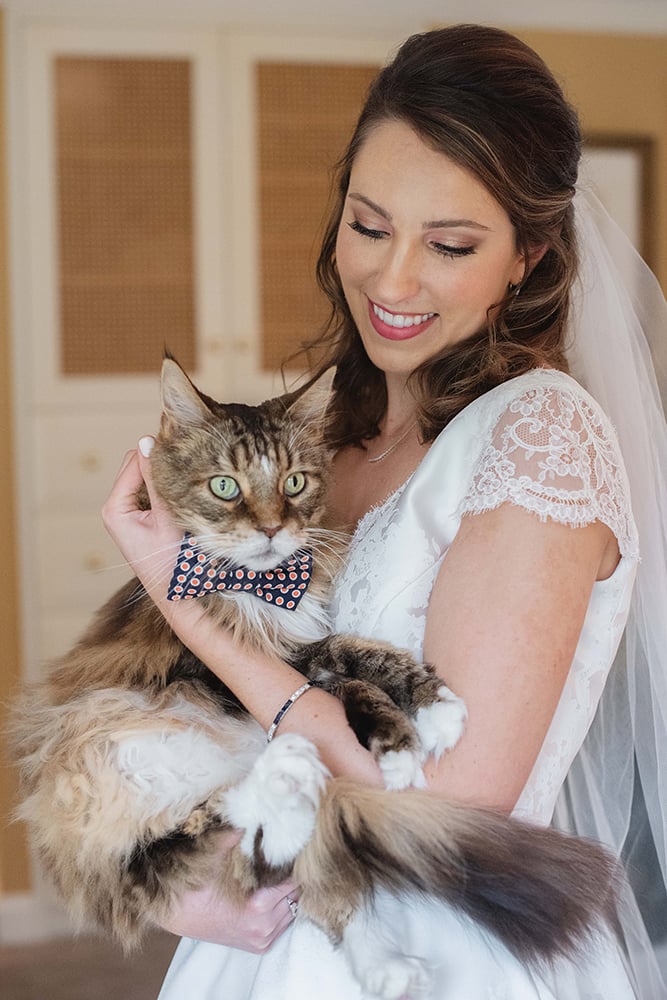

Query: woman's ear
left=510, top=243, right=549, bottom=288
left=528, top=243, right=549, bottom=271
left=522, top=243, right=549, bottom=282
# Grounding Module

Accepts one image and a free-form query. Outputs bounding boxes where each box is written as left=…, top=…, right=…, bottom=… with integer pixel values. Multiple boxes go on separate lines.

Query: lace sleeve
left=460, top=382, right=639, bottom=559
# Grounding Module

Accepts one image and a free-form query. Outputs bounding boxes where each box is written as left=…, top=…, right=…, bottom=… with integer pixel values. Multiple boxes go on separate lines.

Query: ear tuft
left=160, top=357, right=212, bottom=430
left=286, top=367, right=336, bottom=426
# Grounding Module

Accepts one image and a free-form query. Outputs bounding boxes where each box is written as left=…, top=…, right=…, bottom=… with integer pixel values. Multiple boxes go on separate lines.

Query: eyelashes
left=430, top=242, right=476, bottom=260
left=348, top=219, right=385, bottom=242
left=347, top=220, right=476, bottom=260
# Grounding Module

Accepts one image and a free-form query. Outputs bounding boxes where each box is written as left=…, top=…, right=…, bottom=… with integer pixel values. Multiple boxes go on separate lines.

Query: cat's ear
left=285, top=367, right=336, bottom=426
left=160, top=357, right=213, bottom=432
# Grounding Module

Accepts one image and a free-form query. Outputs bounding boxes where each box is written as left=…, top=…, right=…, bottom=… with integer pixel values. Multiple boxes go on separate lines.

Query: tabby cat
left=10, top=357, right=620, bottom=1000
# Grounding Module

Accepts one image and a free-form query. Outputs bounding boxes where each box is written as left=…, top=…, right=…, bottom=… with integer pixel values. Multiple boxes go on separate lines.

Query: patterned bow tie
left=167, top=534, right=312, bottom=611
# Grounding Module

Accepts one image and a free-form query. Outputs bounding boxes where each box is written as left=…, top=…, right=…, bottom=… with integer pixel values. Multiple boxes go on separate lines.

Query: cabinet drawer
left=37, top=511, right=136, bottom=614
left=35, top=408, right=157, bottom=511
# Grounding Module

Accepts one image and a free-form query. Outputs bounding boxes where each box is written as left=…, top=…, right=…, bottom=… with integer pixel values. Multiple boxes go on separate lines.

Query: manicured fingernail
left=138, top=436, right=155, bottom=457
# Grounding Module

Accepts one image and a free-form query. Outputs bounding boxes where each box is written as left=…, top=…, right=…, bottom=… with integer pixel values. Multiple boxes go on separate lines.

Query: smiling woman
left=97, top=23, right=667, bottom=1000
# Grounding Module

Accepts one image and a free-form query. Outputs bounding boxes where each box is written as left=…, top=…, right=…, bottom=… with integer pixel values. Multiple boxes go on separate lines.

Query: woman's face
left=335, top=121, right=526, bottom=381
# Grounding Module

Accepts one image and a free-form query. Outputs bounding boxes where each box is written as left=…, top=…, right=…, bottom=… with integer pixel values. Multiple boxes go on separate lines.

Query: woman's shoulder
left=451, top=368, right=639, bottom=559
left=437, top=367, right=618, bottom=453
left=470, top=367, right=601, bottom=422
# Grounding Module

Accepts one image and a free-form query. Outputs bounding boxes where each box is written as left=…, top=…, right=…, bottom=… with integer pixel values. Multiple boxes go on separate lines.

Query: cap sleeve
left=460, top=380, right=639, bottom=559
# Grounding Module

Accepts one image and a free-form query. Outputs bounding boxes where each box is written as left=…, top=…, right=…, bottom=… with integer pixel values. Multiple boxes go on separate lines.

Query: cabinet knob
left=80, top=451, right=101, bottom=473
left=205, top=339, right=225, bottom=355
left=83, top=553, right=105, bottom=572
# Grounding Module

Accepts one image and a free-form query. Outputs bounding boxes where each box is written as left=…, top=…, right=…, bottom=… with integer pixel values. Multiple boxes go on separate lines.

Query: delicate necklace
left=367, top=421, right=417, bottom=464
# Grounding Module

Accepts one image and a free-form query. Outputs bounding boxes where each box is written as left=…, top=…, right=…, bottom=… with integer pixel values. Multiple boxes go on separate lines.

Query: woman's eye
left=209, top=476, right=241, bottom=500
left=431, top=242, right=476, bottom=261
left=348, top=220, right=387, bottom=242
left=284, top=472, right=306, bottom=497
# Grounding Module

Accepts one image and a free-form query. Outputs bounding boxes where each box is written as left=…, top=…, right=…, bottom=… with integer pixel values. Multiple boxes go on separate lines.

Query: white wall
left=4, top=0, right=667, bottom=35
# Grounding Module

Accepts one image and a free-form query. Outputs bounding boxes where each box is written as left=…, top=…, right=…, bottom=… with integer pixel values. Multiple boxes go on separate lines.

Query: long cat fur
left=9, top=357, right=621, bottom=997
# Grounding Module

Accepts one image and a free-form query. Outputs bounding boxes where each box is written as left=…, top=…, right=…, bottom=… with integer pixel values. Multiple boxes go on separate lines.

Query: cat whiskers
left=301, top=528, right=349, bottom=577
left=108, top=540, right=185, bottom=609
left=84, top=538, right=182, bottom=584
left=121, top=579, right=153, bottom=609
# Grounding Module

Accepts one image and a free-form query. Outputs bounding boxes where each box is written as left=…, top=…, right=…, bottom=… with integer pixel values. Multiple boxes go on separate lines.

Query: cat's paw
left=378, top=749, right=426, bottom=791
left=343, top=907, right=433, bottom=999
left=358, top=956, right=432, bottom=1000
left=224, top=734, right=329, bottom=866
left=414, top=685, right=467, bottom=761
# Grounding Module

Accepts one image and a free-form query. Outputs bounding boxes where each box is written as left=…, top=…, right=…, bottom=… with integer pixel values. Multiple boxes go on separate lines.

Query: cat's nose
left=259, top=525, right=281, bottom=539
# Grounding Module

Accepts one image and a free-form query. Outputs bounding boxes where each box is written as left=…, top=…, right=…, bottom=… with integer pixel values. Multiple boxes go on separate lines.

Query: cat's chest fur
left=211, top=582, right=334, bottom=656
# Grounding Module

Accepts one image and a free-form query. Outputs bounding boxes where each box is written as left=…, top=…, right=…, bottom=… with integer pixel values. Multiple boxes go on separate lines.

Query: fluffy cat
left=10, top=357, right=620, bottom=1000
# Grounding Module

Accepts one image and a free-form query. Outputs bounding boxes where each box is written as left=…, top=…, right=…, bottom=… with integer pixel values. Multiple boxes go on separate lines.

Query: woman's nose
left=372, top=242, right=422, bottom=304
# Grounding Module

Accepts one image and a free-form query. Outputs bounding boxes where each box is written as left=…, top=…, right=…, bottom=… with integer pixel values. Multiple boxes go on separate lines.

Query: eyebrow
left=348, top=192, right=492, bottom=232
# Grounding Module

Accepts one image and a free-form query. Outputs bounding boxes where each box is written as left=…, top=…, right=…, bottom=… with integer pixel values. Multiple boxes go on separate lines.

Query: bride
left=103, top=24, right=667, bottom=999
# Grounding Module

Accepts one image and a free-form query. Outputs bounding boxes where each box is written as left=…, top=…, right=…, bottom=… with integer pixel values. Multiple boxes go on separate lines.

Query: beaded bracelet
left=266, top=682, right=313, bottom=742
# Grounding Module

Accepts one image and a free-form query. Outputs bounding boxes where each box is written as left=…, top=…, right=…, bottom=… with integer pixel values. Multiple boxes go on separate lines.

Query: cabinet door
left=15, top=25, right=231, bottom=668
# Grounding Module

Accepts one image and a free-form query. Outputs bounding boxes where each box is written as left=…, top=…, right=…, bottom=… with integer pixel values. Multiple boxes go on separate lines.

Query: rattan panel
left=257, top=62, right=378, bottom=371
left=55, top=57, right=195, bottom=375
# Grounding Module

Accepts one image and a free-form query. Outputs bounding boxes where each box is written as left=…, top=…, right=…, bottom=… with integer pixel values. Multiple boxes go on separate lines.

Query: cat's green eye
left=284, top=472, right=306, bottom=497
left=209, top=475, right=241, bottom=501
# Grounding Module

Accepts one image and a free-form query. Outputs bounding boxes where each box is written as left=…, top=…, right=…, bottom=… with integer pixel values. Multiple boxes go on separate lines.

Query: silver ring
left=285, top=896, right=298, bottom=919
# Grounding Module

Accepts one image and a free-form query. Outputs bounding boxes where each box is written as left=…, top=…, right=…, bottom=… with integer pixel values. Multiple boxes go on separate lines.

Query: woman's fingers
left=110, top=448, right=141, bottom=494
left=241, top=882, right=302, bottom=949
left=159, top=879, right=302, bottom=952
left=135, top=435, right=163, bottom=512
left=101, top=438, right=183, bottom=604
left=102, top=449, right=144, bottom=527
left=138, top=435, right=155, bottom=458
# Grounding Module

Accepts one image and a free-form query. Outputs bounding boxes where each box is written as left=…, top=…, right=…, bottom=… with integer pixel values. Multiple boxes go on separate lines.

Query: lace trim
left=351, top=481, right=409, bottom=549
left=460, top=383, right=639, bottom=559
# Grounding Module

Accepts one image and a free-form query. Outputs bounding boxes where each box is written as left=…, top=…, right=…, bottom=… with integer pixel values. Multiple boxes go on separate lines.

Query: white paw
left=414, top=686, right=467, bottom=761
left=362, top=956, right=432, bottom=999
left=378, top=749, right=426, bottom=791
left=224, top=733, right=329, bottom=866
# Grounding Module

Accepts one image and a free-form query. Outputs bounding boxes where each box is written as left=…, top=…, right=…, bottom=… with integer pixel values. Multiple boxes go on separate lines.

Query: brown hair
left=308, top=24, right=582, bottom=446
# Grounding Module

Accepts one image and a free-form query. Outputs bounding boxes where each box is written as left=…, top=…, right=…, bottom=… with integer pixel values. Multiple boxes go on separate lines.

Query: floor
left=0, top=931, right=178, bottom=1000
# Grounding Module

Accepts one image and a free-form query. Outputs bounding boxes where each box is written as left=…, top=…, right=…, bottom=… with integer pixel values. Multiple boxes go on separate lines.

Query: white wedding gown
left=158, top=369, right=639, bottom=1000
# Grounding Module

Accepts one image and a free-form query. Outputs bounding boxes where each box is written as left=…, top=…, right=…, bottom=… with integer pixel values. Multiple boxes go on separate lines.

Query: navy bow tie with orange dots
left=167, top=534, right=312, bottom=611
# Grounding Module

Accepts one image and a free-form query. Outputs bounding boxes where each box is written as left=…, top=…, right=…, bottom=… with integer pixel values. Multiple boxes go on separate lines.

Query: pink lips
left=367, top=299, right=437, bottom=341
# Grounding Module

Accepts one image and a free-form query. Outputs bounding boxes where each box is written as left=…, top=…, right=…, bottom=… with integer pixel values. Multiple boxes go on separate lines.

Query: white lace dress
left=158, top=369, right=639, bottom=1000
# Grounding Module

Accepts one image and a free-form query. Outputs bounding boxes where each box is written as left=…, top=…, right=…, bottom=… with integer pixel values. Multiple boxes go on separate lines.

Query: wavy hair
left=304, top=24, right=582, bottom=446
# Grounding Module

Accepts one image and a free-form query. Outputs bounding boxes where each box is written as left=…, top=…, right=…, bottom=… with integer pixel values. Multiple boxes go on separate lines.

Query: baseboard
left=0, top=891, right=75, bottom=945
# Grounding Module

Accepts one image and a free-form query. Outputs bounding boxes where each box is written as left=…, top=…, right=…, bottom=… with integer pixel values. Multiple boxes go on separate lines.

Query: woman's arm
left=420, top=501, right=617, bottom=811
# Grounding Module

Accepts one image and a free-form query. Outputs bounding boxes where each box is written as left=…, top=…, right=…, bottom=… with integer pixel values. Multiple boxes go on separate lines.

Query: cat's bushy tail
left=296, top=778, right=621, bottom=964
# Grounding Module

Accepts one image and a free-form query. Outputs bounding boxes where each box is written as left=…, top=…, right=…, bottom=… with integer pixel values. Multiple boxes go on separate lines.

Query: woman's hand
left=101, top=437, right=187, bottom=614
left=161, top=880, right=302, bottom=952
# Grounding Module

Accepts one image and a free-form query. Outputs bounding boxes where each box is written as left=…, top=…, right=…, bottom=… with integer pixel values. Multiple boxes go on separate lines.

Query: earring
left=508, top=281, right=521, bottom=296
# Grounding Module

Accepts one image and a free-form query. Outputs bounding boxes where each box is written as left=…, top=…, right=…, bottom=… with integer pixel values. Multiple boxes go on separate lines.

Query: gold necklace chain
left=367, top=421, right=417, bottom=464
